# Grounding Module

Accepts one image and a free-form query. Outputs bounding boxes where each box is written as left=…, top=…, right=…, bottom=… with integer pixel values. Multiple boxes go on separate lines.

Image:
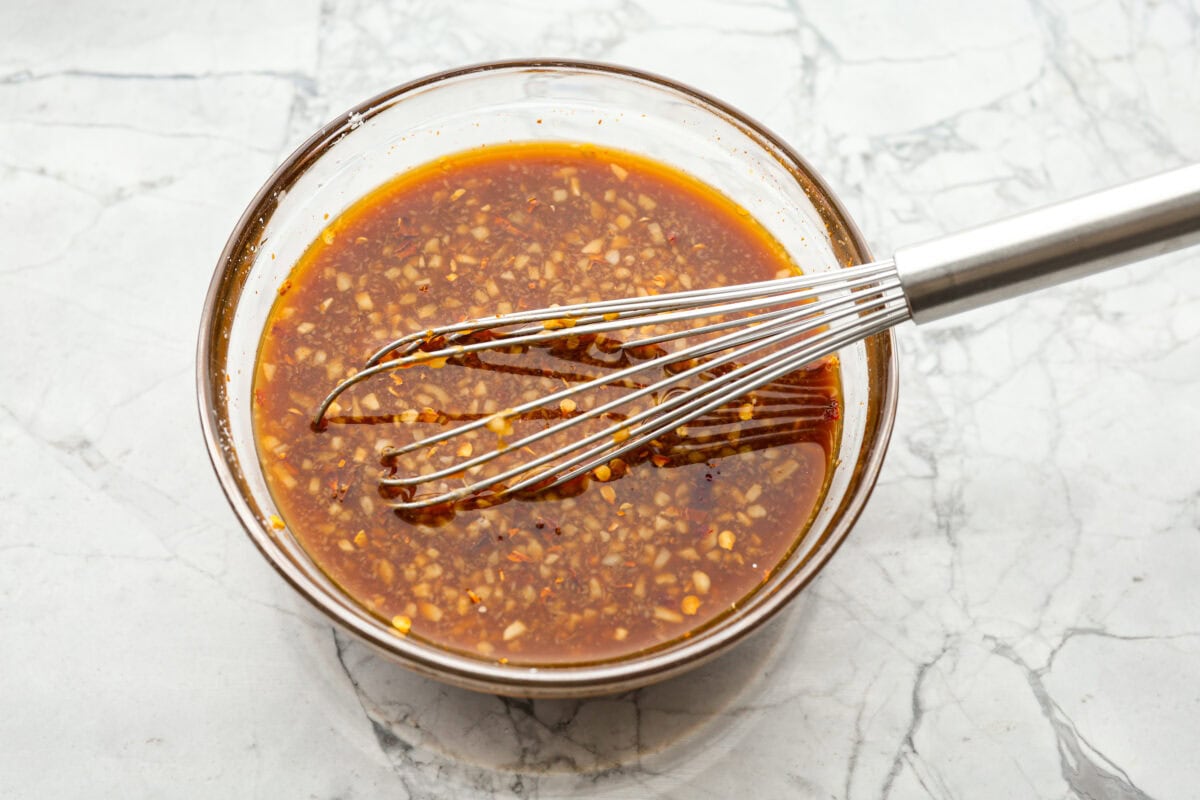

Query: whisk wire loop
left=382, top=278, right=898, bottom=494
left=313, top=261, right=910, bottom=510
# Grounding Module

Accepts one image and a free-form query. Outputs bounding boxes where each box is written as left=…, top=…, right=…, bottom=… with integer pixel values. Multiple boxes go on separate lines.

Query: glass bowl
left=197, top=60, right=898, bottom=697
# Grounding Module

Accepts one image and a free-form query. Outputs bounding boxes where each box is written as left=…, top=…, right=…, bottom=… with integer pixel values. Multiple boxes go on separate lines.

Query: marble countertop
left=3, top=1, right=1198, bottom=797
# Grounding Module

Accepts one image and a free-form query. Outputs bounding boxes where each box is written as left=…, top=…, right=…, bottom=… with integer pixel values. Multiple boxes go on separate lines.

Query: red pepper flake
left=391, top=237, right=420, bottom=261
left=539, top=587, right=552, bottom=599
left=276, top=280, right=292, bottom=296
left=492, top=215, right=529, bottom=239
left=507, top=551, right=532, bottom=563
left=325, top=473, right=352, bottom=502
left=467, top=590, right=481, bottom=604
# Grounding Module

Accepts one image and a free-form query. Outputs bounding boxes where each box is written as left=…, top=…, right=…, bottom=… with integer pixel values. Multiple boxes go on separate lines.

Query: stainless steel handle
left=893, top=164, right=1200, bottom=324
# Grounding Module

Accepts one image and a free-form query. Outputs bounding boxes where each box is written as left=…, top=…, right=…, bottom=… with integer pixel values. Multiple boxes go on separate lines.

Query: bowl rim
left=196, top=58, right=900, bottom=695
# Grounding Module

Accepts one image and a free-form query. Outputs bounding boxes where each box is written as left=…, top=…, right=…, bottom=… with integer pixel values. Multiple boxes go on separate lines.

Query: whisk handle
left=893, top=163, right=1200, bottom=324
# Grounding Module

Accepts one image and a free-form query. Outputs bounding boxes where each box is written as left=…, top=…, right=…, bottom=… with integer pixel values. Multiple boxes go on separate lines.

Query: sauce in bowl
left=253, top=142, right=842, bottom=665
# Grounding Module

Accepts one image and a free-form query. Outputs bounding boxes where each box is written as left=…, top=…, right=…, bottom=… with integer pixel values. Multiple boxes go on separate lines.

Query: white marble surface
left=2, top=1, right=1198, bottom=797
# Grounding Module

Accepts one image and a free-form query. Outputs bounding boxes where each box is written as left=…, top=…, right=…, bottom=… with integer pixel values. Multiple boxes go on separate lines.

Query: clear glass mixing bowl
left=197, top=60, right=898, bottom=697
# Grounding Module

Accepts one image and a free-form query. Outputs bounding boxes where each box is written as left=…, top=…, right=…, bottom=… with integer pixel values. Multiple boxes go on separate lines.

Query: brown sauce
left=253, top=142, right=841, bottom=665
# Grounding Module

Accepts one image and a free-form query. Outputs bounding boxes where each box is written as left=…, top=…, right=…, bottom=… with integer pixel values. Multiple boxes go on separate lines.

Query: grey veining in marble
left=2, top=1, right=1198, bottom=798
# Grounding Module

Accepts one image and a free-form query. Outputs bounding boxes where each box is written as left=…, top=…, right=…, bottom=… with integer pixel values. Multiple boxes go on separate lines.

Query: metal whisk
left=314, top=165, right=1200, bottom=510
